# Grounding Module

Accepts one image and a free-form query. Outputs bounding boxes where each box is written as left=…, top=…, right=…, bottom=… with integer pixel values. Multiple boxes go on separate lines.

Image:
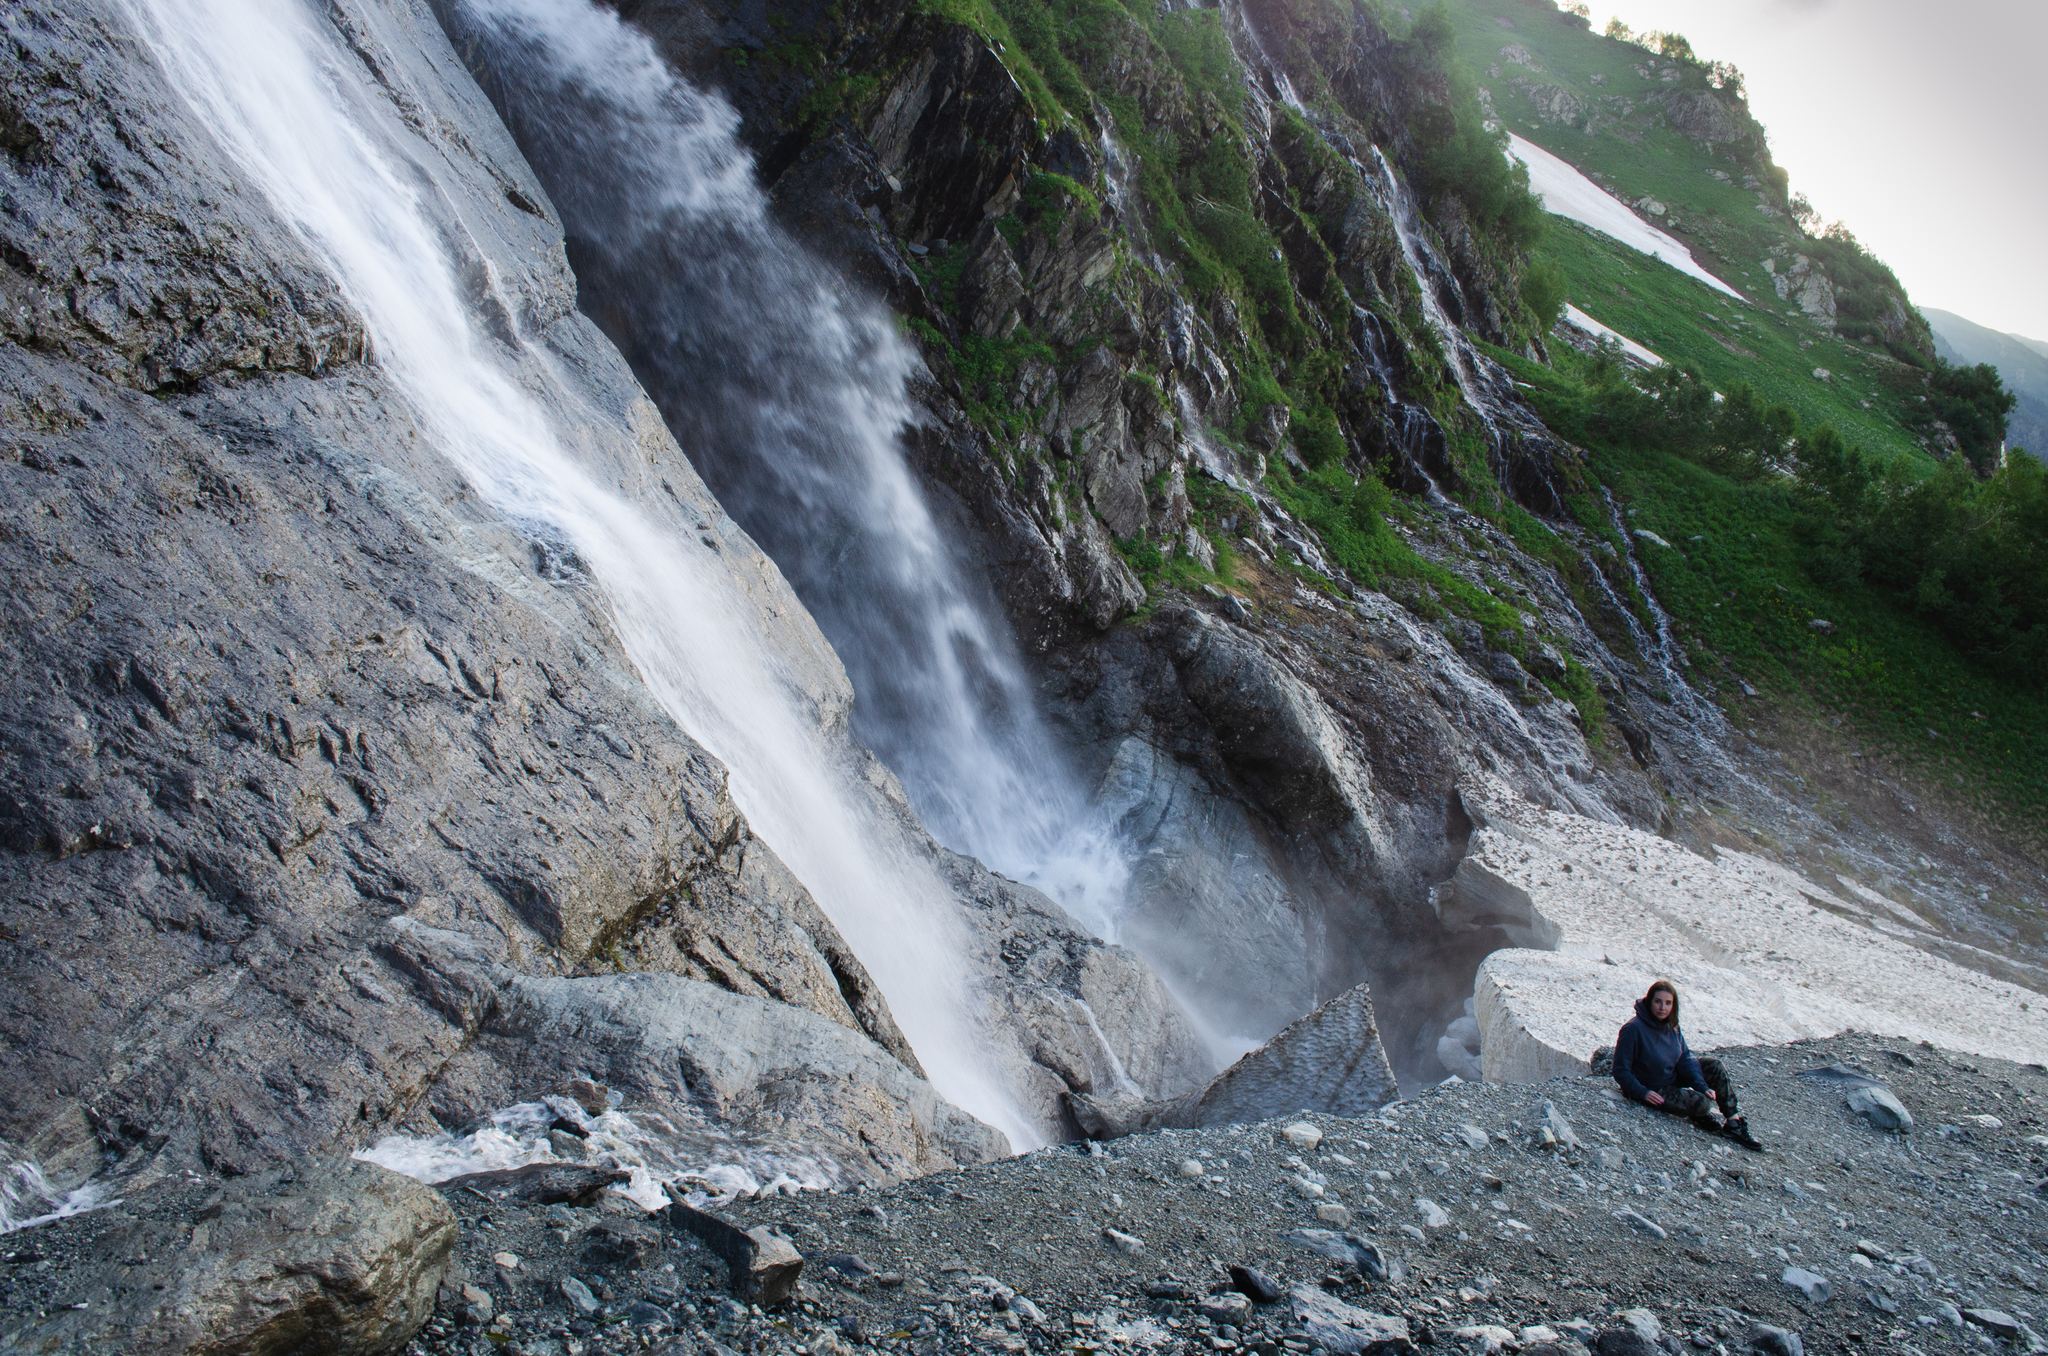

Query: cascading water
left=447, top=0, right=1133, bottom=939
left=121, top=0, right=1041, bottom=1148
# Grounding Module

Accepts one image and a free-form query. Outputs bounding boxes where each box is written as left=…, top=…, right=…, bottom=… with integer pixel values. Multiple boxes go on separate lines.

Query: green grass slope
left=1436, top=0, right=2047, bottom=828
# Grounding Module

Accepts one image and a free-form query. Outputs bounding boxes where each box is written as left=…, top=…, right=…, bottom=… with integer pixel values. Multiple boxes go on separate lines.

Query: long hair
left=1641, top=978, right=1680, bottom=1029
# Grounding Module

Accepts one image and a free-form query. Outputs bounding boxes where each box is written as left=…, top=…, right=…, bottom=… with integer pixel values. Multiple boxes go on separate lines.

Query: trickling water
left=123, top=0, right=1040, bottom=1147
left=1368, top=148, right=1496, bottom=435
left=451, top=0, right=1133, bottom=940
left=1600, top=487, right=1715, bottom=725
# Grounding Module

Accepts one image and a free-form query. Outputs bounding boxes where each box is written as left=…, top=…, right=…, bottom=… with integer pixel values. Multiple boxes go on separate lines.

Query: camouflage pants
left=1649, top=1056, right=1739, bottom=1128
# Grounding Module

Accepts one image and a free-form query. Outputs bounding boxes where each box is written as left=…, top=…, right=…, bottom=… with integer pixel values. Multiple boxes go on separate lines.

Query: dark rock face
left=0, top=1158, right=456, bottom=1356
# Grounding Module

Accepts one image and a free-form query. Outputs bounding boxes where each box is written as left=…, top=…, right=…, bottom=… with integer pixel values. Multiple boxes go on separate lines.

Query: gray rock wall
left=0, top=0, right=1207, bottom=1186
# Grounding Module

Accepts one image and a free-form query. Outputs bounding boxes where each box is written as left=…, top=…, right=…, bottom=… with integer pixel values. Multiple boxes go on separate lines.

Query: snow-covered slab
left=1446, top=812, right=2048, bottom=1081
left=1508, top=133, right=1744, bottom=300
left=1561, top=304, right=1664, bottom=367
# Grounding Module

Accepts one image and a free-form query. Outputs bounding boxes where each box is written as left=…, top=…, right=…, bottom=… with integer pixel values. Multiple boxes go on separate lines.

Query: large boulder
left=1069, top=982, right=1398, bottom=1139
left=0, top=1159, right=454, bottom=1355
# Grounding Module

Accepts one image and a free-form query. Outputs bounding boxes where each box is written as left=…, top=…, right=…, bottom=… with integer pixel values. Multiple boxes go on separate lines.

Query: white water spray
left=455, top=0, right=1135, bottom=942
left=122, top=0, right=1040, bottom=1148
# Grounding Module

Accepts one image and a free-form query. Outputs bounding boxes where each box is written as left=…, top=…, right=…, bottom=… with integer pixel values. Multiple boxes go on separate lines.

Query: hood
left=1635, top=995, right=1680, bottom=1030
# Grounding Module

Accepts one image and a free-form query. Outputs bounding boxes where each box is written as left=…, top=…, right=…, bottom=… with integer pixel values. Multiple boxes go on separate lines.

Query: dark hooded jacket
left=1613, top=995, right=1706, bottom=1102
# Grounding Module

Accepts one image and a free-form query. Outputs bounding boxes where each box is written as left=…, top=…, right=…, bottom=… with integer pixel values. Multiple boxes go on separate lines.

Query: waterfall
left=122, top=0, right=1040, bottom=1148
left=449, top=0, right=1134, bottom=941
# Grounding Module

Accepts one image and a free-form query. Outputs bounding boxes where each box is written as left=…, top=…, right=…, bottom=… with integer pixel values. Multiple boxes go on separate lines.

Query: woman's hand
left=1645, top=1091, right=1665, bottom=1107
left=1708, top=1090, right=1718, bottom=1102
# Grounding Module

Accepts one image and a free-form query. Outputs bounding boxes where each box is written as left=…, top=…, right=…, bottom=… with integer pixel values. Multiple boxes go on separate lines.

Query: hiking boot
left=1724, top=1116, right=1764, bottom=1152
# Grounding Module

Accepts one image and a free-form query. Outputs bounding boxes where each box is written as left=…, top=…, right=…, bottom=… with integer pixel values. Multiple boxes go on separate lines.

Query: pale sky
left=1580, top=0, right=2048, bottom=341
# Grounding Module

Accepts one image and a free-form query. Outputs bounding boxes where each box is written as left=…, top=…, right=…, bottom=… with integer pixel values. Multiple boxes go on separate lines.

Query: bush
left=1522, top=258, right=1569, bottom=331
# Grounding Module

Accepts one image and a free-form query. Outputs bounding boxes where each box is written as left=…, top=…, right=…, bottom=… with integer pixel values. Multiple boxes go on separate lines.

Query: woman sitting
left=1613, top=979, right=1764, bottom=1151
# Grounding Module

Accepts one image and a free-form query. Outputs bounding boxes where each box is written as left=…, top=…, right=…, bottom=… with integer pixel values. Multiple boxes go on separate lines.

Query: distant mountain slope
left=1924, top=307, right=2048, bottom=454
left=1446, top=0, right=1973, bottom=468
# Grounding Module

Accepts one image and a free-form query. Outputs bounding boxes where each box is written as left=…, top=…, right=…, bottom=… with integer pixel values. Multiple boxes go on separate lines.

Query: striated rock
left=464, top=970, right=1012, bottom=1178
left=1067, top=982, right=1396, bottom=1138
left=0, top=1158, right=454, bottom=1356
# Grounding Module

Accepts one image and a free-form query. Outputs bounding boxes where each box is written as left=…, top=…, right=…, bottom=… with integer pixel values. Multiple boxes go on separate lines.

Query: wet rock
left=1592, top=1331, right=1659, bottom=1356
left=1069, top=983, right=1396, bottom=1138
left=441, top=1162, right=630, bottom=1209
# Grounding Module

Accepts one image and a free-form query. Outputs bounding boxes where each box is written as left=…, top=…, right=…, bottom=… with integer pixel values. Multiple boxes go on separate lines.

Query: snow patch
left=1508, top=135, right=1744, bottom=299
left=1454, top=812, right=2048, bottom=1081
left=1562, top=304, right=1664, bottom=367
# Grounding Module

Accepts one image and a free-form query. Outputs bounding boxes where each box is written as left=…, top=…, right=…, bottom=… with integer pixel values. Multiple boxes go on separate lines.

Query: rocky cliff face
left=0, top=0, right=1206, bottom=1200
left=479, top=0, right=1711, bottom=1078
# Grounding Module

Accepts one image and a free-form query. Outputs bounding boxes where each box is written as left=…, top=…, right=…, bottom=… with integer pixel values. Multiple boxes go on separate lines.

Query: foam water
left=0, top=1154, right=113, bottom=1235
left=353, top=1097, right=837, bottom=1211
left=122, top=0, right=1037, bottom=1148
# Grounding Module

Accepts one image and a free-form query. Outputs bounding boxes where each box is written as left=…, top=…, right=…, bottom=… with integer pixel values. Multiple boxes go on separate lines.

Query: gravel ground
left=383, top=1033, right=2047, bottom=1356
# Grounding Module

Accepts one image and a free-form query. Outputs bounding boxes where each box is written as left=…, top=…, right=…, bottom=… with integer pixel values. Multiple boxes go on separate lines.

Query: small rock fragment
left=1179, top=1159, right=1206, bottom=1179
left=562, top=1078, right=611, bottom=1116
left=1962, top=1309, right=2022, bottom=1339
left=1618, top=1308, right=1662, bottom=1345
left=1415, top=1198, right=1450, bottom=1228
left=1197, top=1291, right=1252, bottom=1323
left=1846, top=1085, right=1913, bottom=1131
left=1456, top=1124, right=1490, bottom=1152
left=1615, top=1208, right=1667, bottom=1239
left=1282, top=1122, right=1325, bottom=1150
left=1314, top=1202, right=1352, bottom=1227
left=1748, top=1324, right=1804, bottom=1356
left=1540, top=1099, right=1581, bottom=1149
left=560, top=1276, right=600, bottom=1316
left=1229, top=1266, right=1286, bottom=1304
left=1103, top=1227, right=1145, bottom=1257
left=1453, top=1324, right=1517, bottom=1354
left=1781, top=1267, right=1830, bottom=1303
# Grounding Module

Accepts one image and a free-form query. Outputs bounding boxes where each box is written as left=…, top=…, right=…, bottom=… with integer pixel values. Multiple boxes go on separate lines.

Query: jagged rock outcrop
left=1067, top=981, right=1397, bottom=1139
left=0, top=0, right=1202, bottom=1192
